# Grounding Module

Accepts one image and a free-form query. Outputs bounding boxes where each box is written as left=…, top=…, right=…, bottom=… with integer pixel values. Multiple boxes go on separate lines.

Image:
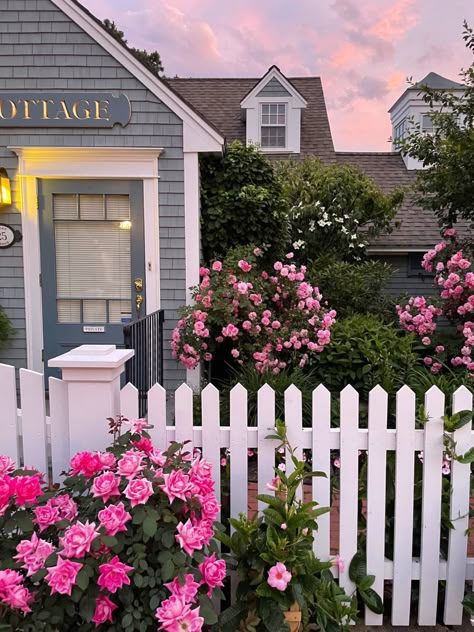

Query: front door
left=38, top=180, right=145, bottom=377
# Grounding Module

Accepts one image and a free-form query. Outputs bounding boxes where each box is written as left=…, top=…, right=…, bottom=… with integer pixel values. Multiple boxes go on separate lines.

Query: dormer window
left=240, top=66, right=307, bottom=154
left=261, top=103, right=286, bottom=148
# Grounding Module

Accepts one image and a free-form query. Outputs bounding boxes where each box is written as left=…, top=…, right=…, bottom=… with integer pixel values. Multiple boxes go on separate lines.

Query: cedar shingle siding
left=0, top=0, right=185, bottom=390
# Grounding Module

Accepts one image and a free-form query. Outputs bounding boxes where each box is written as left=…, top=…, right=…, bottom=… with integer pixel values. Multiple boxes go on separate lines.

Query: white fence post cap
left=49, top=345, right=134, bottom=369
left=48, top=345, right=134, bottom=382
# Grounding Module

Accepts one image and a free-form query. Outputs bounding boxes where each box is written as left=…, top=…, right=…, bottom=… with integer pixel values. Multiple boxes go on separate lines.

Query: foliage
left=396, top=21, right=474, bottom=228
left=219, top=365, right=317, bottom=426
left=0, top=305, right=13, bottom=349
left=217, top=421, right=365, bottom=631
left=102, top=19, right=164, bottom=76
left=172, top=247, right=336, bottom=373
left=0, top=419, right=223, bottom=631
left=200, top=142, right=288, bottom=264
left=308, top=314, right=418, bottom=397
left=396, top=229, right=474, bottom=376
left=308, top=259, right=395, bottom=320
left=275, top=158, right=403, bottom=262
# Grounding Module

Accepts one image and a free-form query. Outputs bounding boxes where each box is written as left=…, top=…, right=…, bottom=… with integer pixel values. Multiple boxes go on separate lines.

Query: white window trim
left=9, top=146, right=163, bottom=373
left=260, top=103, right=287, bottom=150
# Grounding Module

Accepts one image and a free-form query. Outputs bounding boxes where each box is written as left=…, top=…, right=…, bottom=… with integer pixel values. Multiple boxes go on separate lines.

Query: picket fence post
left=49, top=345, right=134, bottom=456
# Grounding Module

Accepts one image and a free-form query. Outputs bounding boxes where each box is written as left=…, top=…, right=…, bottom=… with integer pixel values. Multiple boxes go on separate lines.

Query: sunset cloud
left=84, top=0, right=474, bottom=150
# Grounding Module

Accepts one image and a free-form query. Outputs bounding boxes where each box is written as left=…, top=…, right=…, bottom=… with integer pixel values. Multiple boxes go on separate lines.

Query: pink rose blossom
left=268, top=562, right=292, bottom=591
left=92, top=472, right=121, bottom=503
left=60, top=520, right=100, bottom=558
left=176, top=519, right=205, bottom=556
left=238, top=260, right=252, bottom=273
left=98, top=556, right=134, bottom=593
left=98, top=452, right=116, bottom=470
left=164, top=574, right=200, bottom=602
left=14, top=532, right=54, bottom=577
left=12, top=474, right=42, bottom=507
left=33, top=502, right=61, bottom=531
left=0, top=456, right=15, bottom=475
left=156, top=596, right=204, bottom=632
left=160, top=470, right=191, bottom=504
left=92, top=595, right=118, bottom=626
left=212, top=261, right=222, bottom=272
left=117, top=450, right=144, bottom=480
left=124, top=478, right=154, bottom=507
left=199, top=553, right=226, bottom=596
left=46, top=557, right=82, bottom=596
left=51, top=495, right=78, bottom=522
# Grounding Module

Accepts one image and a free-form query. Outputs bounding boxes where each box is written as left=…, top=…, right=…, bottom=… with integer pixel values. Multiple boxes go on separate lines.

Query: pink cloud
left=370, top=0, right=419, bottom=42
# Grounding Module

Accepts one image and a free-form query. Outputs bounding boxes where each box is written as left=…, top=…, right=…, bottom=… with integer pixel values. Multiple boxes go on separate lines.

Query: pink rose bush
left=172, top=248, right=336, bottom=372
left=397, top=231, right=474, bottom=375
left=0, top=418, right=224, bottom=631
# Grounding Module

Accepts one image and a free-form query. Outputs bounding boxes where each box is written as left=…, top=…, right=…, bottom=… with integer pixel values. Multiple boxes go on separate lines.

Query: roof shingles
left=166, top=77, right=336, bottom=163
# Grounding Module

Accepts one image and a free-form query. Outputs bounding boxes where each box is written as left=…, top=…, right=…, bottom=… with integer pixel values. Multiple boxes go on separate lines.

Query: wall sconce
left=0, top=169, right=12, bottom=207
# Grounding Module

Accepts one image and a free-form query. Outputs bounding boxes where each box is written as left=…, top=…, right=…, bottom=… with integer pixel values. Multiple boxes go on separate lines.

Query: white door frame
left=9, top=146, right=163, bottom=373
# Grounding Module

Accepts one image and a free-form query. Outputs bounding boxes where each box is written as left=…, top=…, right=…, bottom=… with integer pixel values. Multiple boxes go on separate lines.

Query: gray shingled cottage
left=0, top=1, right=464, bottom=390
left=0, top=0, right=224, bottom=391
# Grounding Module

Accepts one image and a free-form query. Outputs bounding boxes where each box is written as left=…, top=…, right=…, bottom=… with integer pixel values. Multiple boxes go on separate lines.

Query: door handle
left=135, top=294, right=143, bottom=318
left=134, top=278, right=143, bottom=292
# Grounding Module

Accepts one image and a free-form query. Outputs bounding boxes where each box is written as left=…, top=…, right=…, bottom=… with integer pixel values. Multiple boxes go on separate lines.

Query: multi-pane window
left=394, top=120, right=406, bottom=140
left=53, top=194, right=132, bottom=324
left=421, top=114, right=439, bottom=135
left=260, top=103, right=286, bottom=148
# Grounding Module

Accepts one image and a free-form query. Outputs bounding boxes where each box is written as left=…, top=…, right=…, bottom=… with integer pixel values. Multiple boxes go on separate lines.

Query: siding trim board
left=11, top=146, right=163, bottom=373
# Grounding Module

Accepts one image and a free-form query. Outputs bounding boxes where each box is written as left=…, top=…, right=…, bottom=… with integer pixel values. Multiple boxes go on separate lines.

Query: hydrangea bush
left=172, top=249, right=336, bottom=374
left=0, top=419, right=224, bottom=631
left=396, top=229, right=474, bottom=375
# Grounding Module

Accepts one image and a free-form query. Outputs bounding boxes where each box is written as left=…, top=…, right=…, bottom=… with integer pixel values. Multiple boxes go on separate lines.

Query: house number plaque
left=0, top=224, right=21, bottom=249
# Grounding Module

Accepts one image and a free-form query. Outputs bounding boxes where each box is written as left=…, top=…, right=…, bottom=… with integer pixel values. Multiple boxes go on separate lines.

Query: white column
left=184, top=152, right=201, bottom=390
left=49, top=345, right=134, bottom=456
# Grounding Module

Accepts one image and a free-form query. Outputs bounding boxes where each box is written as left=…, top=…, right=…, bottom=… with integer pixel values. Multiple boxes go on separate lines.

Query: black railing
left=123, top=309, right=164, bottom=416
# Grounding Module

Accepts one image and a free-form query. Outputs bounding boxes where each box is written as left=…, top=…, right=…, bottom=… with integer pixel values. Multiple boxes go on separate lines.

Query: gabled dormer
left=240, top=66, right=307, bottom=154
left=389, top=72, right=465, bottom=169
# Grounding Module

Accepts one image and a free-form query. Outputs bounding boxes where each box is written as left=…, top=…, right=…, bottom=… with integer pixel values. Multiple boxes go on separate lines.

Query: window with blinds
left=53, top=194, right=132, bottom=324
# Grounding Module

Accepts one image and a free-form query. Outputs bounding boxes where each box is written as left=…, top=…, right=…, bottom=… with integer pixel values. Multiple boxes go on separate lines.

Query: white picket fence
left=1, top=360, right=474, bottom=627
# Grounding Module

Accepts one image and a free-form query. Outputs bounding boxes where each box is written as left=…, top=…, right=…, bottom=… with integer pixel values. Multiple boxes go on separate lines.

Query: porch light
left=0, top=169, right=12, bottom=207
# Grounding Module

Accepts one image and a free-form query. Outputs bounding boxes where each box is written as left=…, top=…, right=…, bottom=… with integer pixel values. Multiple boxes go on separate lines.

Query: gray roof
left=389, top=71, right=465, bottom=112
left=167, top=76, right=336, bottom=163
left=336, top=152, right=470, bottom=250
left=415, top=72, right=464, bottom=90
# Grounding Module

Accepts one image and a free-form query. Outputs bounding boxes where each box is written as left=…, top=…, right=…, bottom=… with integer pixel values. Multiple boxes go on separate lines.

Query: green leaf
left=75, top=568, right=90, bottom=592
left=101, top=535, right=118, bottom=548
left=456, top=447, right=474, bottom=464
left=143, top=514, right=158, bottom=538
left=359, top=588, right=384, bottom=614
left=357, top=574, right=375, bottom=591
left=349, top=551, right=366, bottom=584
left=463, top=592, right=474, bottom=616
left=199, top=594, right=218, bottom=625
left=121, top=613, right=133, bottom=628
left=14, top=510, right=33, bottom=533
left=161, top=559, right=175, bottom=582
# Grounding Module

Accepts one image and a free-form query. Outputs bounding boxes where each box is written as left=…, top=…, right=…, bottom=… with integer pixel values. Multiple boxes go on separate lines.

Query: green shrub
left=218, top=365, right=317, bottom=426
left=0, top=305, right=13, bottom=349
left=200, top=141, right=287, bottom=264
left=308, top=314, right=418, bottom=397
left=308, top=259, right=395, bottom=320
left=275, top=158, right=403, bottom=262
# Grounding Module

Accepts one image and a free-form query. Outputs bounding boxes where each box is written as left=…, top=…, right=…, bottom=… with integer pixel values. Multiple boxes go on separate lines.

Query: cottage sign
left=0, top=93, right=131, bottom=128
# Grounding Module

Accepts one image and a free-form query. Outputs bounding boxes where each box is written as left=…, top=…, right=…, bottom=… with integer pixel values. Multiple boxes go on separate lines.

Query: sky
left=83, top=0, right=474, bottom=151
